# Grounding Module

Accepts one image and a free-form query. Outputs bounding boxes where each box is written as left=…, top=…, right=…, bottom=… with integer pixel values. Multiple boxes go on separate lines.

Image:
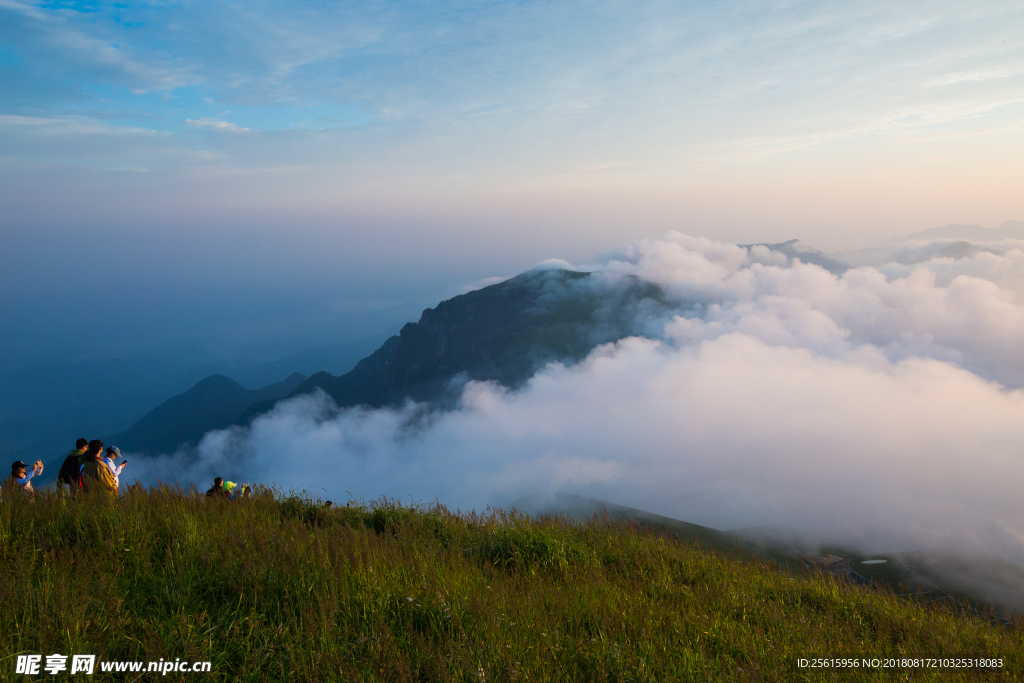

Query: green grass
left=1, top=486, right=1020, bottom=681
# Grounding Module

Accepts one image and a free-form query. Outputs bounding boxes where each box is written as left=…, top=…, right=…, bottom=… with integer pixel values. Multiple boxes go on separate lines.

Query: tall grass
left=1, top=485, right=1020, bottom=681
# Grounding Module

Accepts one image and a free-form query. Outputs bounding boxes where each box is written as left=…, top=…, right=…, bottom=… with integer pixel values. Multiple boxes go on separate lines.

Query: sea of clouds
left=135, top=232, right=1024, bottom=566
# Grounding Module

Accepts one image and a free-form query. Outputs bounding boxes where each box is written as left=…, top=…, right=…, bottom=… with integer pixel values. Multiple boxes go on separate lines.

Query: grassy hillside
left=511, top=493, right=802, bottom=569
left=1, top=487, right=1020, bottom=681
left=514, top=494, right=1024, bottom=619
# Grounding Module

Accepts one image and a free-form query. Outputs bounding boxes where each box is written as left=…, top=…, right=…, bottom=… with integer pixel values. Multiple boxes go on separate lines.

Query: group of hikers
left=5, top=437, right=249, bottom=499
left=205, top=477, right=251, bottom=500
left=1, top=438, right=128, bottom=497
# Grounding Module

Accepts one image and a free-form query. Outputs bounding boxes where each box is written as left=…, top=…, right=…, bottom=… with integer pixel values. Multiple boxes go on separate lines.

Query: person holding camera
left=10, top=459, right=44, bottom=493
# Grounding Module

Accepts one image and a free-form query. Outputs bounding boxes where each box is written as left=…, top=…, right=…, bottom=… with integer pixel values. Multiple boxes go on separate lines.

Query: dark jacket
left=57, top=449, right=85, bottom=488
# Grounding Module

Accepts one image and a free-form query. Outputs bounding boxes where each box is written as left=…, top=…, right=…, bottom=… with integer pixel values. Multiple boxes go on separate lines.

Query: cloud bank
left=134, top=233, right=1024, bottom=565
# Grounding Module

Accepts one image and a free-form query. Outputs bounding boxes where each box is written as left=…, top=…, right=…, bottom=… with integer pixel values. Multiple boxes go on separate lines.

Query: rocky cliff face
left=246, top=268, right=668, bottom=417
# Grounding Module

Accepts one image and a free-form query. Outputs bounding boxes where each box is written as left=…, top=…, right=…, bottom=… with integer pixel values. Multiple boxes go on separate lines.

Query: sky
left=2, top=0, right=1023, bottom=312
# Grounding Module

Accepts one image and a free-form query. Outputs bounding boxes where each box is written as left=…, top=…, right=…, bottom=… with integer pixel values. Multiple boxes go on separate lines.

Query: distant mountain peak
left=905, top=221, right=1024, bottom=242
left=116, top=371, right=307, bottom=456
left=741, top=239, right=850, bottom=275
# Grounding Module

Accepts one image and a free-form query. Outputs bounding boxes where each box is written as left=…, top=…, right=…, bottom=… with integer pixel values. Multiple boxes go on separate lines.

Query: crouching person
left=81, top=440, right=117, bottom=499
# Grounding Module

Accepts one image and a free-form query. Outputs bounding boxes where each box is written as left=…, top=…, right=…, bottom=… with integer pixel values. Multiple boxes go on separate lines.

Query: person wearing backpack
left=103, top=447, right=127, bottom=492
left=81, top=441, right=116, bottom=499
left=57, top=438, right=88, bottom=491
left=206, top=477, right=226, bottom=497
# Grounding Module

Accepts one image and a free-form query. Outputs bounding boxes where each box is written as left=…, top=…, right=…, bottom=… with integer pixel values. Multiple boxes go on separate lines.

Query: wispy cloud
left=0, top=113, right=159, bottom=135
left=4, top=0, right=1023, bottom=146
left=185, top=118, right=249, bottom=132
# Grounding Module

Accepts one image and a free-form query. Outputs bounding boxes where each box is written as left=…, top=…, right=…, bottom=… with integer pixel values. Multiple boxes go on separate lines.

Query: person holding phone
left=103, top=447, right=127, bottom=492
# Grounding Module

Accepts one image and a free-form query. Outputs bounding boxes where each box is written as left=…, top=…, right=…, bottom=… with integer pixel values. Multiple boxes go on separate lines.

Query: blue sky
left=3, top=2, right=1022, bottom=220
left=2, top=0, right=1023, bottom=364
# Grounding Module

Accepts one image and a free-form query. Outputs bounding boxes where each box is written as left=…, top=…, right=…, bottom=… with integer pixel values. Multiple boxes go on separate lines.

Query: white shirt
left=103, top=457, right=124, bottom=490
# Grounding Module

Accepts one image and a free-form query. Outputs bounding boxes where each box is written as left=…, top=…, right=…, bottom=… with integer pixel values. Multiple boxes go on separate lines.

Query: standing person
left=80, top=440, right=116, bottom=498
left=103, top=447, right=127, bottom=492
left=57, top=438, right=88, bottom=491
left=10, top=460, right=44, bottom=493
left=206, top=477, right=225, bottom=497
left=78, top=440, right=104, bottom=481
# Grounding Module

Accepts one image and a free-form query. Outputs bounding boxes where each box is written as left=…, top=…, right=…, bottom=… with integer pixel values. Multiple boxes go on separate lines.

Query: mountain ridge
left=239, top=268, right=669, bottom=423
left=904, top=220, right=1024, bottom=242
left=115, top=372, right=307, bottom=455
